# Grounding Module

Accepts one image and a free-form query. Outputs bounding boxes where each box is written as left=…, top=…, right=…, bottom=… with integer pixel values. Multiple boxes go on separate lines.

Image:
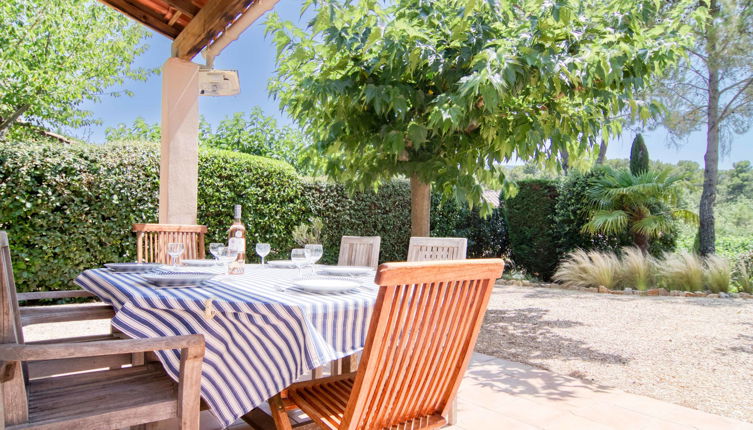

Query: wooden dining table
left=74, top=264, right=378, bottom=428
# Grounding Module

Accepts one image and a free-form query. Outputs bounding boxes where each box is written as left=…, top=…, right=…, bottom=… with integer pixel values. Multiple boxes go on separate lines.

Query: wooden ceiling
left=98, top=0, right=256, bottom=59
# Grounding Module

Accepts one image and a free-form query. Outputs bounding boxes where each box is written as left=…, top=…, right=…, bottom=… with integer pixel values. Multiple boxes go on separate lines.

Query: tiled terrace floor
left=206, top=353, right=751, bottom=430
left=26, top=321, right=752, bottom=429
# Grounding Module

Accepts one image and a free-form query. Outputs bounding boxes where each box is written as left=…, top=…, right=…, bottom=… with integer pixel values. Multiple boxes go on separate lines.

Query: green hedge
left=305, top=180, right=509, bottom=264
left=0, top=141, right=307, bottom=292
left=506, top=179, right=560, bottom=280
left=1, top=141, right=508, bottom=292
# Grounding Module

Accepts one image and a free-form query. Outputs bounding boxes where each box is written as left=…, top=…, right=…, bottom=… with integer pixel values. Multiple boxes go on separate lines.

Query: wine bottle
left=227, top=204, right=246, bottom=275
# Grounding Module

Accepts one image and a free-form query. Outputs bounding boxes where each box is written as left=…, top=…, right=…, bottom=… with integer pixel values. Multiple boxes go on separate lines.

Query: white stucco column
left=159, top=57, right=199, bottom=224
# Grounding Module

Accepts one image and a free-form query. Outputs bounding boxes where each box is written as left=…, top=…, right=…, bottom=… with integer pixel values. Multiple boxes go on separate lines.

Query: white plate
left=142, top=272, right=215, bottom=288
left=182, top=259, right=219, bottom=267
left=317, top=266, right=374, bottom=277
left=291, top=279, right=360, bottom=294
left=267, top=260, right=298, bottom=268
left=105, top=263, right=165, bottom=273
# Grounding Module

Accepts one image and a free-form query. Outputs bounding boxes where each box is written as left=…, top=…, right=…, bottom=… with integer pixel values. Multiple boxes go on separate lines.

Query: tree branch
left=0, top=104, right=31, bottom=136
left=719, top=75, right=753, bottom=121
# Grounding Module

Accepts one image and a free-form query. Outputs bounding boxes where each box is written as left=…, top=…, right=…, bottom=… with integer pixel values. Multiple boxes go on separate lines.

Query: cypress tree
left=630, top=134, right=650, bottom=175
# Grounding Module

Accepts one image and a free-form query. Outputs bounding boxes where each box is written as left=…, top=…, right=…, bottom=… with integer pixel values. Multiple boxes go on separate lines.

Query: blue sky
left=80, top=1, right=752, bottom=170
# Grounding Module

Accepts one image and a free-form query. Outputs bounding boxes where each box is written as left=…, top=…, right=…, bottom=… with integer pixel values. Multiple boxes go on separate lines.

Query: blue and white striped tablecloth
left=74, top=265, right=377, bottom=428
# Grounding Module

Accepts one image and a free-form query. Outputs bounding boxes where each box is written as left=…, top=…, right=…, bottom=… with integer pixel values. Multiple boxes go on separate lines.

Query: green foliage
left=0, top=0, right=153, bottom=136
left=430, top=194, right=508, bottom=258
left=629, top=134, right=649, bottom=175
left=506, top=179, right=559, bottom=280
left=268, top=0, right=694, bottom=214
left=553, top=249, right=620, bottom=290
left=720, top=161, right=753, bottom=203
left=196, top=148, right=308, bottom=256
left=201, top=108, right=311, bottom=173
left=305, top=180, right=509, bottom=265
left=291, top=218, right=324, bottom=246
left=732, top=251, right=753, bottom=293
left=105, top=108, right=315, bottom=174
left=0, top=141, right=308, bottom=292
left=555, top=169, right=625, bottom=254
left=104, top=117, right=160, bottom=142
left=583, top=167, right=696, bottom=253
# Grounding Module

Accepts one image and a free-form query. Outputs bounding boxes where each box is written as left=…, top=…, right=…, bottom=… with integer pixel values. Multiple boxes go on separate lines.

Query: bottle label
left=229, top=234, right=245, bottom=255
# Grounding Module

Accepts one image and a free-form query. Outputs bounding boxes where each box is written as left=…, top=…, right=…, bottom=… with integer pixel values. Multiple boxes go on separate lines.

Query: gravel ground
left=476, top=284, right=753, bottom=423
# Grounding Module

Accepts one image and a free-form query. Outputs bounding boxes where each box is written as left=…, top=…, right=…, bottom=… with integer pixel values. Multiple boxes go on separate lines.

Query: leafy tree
left=652, top=0, right=753, bottom=255
left=105, top=109, right=314, bottom=173
left=720, top=160, right=753, bottom=202
left=202, top=108, right=308, bottom=171
left=105, top=117, right=161, bottom=142
left=0, top=0, right=153, bottom=137
left=583, top=167, right=698, bottom=254
left=629, top=134, right=649, bottom=175
left=266, top=0, right=695, bottom=236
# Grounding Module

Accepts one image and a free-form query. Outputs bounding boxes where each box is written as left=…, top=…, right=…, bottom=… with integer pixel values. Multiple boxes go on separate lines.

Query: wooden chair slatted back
left=406, top=237, right=467, bottom=262
left=133, top=224, right=207, bottom=264
left=341, top=259, right=504, bottom=430
left=0, top=231, right=29, bottom=424
left=338, top=236, right=381, bottom=269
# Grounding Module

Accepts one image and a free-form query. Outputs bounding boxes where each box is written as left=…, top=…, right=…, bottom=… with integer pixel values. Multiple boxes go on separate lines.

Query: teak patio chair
left=407, top=237, right=467, bottom=262
left=337, top=236, right=381, bottom=269
left=269, top=258, right=505, bottom=430
left=0, top=231, right=133, bottom=378
left=134, top=223, right=208, bottom=264
left=0, top=231, right=206, bottom=429
left=325, top=236, right=382, bottom=377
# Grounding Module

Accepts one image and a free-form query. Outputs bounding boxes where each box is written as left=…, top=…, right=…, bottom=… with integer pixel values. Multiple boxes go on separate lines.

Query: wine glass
left=167, top=242, right=185, bottom=269
left=291, top=248, right=310, bottom=279
left=256, top=243, right=271, bottom=266
left=217, top=245, right=239, bottom=275
left=209, top=242, right=223, bottom=263
left=304, top=244, right=323, bottom=274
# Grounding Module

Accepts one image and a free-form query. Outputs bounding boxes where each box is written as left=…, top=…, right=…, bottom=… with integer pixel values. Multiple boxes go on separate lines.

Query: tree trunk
left=410, top=174, right=431, bottom=237
left=699, top=0, right=720, bottom=256
left=560, top=148, right=570, bottom=174
left=633, top=232, right=649, bottom=256
left=596, top=139, right=607, bottom=165
left=0, top=104, right=31, bottom=136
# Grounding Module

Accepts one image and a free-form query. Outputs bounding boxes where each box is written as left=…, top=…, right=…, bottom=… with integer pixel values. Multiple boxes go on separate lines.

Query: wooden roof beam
left=163, top=0, right=200, bottom=18
left=171, top=0, right=252, bottom=60
left=98, top=0, right=181, bottom=39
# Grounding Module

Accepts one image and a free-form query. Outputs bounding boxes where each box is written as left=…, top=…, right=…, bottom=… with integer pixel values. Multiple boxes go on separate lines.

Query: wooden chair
left=407, top=237, right=467, bottom=262
left=269, top=258, right=504, bottom=430
left=323, top=236, right=381, bottom=378
left=0, top=231, right=206, bottom=429
left=134, top=224, right=208, bottom=264
left=337, top=236, right=381, bottom=269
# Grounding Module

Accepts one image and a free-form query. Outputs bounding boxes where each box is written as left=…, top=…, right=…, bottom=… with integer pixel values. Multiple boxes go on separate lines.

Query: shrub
left=0, top=141, right=308, bottom=292
left=506, top=179, right=559, bottom=280
left=618, top=247, right=655, bottom=291
left=704, top=255, right=730, bottom=293
left=658, top=251, right=705, bottom=291
left=553, top=249, right=620, bottom=289
left=732, top=251, right=753, bottom=293
left=554, top=169, right=677, bottom=259
left=305, top=180, right=509, bottom=264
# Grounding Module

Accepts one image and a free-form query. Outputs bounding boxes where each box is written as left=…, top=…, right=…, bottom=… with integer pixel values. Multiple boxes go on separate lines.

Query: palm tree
left=583, top=167, right=698, bottom=255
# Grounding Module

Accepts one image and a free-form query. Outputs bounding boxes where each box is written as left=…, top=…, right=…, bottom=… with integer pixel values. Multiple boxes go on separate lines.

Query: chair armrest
left=0, top=335, right=205, bottom=362
left=20, top=303, right=115, bottom=326
left=17, top=290, right=97, bottom=302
